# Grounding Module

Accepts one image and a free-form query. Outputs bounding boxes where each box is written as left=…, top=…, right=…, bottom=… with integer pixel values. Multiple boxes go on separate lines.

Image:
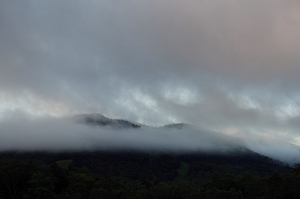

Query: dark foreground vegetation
left=0, top=150, right=299, bottom=199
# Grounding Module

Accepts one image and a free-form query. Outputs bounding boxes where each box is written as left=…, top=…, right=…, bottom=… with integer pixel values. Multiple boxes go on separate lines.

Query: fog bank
left=0, top=115, right=299, bottom=164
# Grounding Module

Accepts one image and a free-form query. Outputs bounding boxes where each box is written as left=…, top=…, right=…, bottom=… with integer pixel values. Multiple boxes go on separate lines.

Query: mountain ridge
left=73, top=113, right=141, bottom=129
left=70, top=113, right=300, bottom=165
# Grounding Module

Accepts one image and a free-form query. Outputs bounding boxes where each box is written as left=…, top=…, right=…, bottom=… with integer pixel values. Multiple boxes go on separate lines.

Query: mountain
left=73, top=113, right=141, bottom=129
left=0, top=114, right=291, bottom=185
left=0, top=114, right=297, bottom=198
left=74, top=114, right=191, bottom=130
left=71, top=114, right=300, bottom=165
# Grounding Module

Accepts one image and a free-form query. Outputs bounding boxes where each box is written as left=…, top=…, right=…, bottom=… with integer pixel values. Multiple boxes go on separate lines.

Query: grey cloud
left=0, top=114, right=240, bottom=152
left=0, top=114, right=299, bottom=164
left=1, top=1, right=300, bottom=148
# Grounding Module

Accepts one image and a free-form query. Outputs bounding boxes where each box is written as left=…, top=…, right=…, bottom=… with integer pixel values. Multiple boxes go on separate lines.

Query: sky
left=1, top=1, right=300, bottom=152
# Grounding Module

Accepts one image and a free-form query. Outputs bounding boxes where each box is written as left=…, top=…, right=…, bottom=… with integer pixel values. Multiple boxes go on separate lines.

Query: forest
left=0, top=150, right=299, bottom=199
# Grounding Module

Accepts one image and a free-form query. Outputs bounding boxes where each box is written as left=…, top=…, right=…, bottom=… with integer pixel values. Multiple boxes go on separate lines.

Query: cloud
left=0, top=114, right=299, bottom=164
left=0, top=113, right=237, bottom=152
left=1, top=1, right=300, bottom=148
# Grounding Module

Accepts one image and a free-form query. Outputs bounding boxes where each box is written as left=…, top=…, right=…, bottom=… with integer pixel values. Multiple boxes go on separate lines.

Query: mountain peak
left=73, top=114, right=141, bottom=129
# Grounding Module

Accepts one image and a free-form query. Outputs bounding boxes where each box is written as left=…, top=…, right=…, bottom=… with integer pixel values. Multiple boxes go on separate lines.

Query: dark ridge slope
left=73, top=114, right=141, bottom=128
left=0, top=150, right=289, bottom=182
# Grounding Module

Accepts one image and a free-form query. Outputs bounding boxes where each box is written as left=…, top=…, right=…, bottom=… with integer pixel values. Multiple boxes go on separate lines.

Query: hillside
left=0, top=114, right=298, bottom=198
left=0, top=149, right=294, bottom=199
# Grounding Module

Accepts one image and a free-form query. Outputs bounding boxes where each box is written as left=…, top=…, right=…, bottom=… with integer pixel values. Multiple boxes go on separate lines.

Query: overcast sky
left=1, top=1, right=300, bottom=146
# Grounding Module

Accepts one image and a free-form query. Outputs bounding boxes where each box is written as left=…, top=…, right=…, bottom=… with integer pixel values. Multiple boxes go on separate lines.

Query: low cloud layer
left=0, top=115, right=299, bottom=165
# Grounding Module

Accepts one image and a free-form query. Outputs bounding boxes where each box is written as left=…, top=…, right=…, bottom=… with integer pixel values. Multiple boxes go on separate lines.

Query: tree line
left=0, top=151, right=298, bottom=199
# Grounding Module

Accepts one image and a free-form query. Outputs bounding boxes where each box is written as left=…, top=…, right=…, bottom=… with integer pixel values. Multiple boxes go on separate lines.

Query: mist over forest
left=1, top=114, right=299, bottom=165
